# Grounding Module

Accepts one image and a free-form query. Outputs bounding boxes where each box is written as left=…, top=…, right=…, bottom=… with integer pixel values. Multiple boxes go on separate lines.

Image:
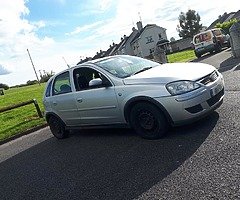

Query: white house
left=131, top=21, right=168, bottom=58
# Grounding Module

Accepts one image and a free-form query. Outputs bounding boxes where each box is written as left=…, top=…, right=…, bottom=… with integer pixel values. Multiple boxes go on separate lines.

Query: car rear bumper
left=155, top=74, right=224, bottom=126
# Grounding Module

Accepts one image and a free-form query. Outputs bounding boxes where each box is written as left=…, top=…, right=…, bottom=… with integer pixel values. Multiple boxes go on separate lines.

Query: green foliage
left=0, top=84, right=46, bottom=141
left=27, top=80, right=38, bottom=85
left=0, top=83, right=9, bottom=90
left=177, top=9, right=202, bottom=39
left=215, top=18, right=239, bottom=34
left=40, top=70, right=54, bottom=83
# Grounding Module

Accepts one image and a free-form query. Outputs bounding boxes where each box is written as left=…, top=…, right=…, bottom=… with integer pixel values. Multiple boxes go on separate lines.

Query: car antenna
left=62, top=56, right=70, bottom=69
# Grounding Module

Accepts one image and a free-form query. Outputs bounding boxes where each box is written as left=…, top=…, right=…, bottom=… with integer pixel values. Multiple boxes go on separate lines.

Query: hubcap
left=138, top=110, right=156, bottom=130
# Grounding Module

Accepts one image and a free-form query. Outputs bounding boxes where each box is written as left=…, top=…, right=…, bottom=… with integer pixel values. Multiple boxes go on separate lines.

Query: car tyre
left=48, top=116, right=69, bottom=139
left=130, top=102, right=169, bottom=139
left=215, top=43, right=222, bottom=53
left=194, top=51, right=201, bottom=58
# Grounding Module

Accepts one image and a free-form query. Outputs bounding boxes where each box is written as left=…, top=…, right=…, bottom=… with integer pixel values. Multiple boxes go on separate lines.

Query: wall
left=170, top=38, right=193, bottom=52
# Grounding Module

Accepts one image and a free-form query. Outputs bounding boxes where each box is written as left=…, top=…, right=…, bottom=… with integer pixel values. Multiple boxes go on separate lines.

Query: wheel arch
left=45, top=112, right=66, bottom=126
left=124, top=96, right=173, bottom=126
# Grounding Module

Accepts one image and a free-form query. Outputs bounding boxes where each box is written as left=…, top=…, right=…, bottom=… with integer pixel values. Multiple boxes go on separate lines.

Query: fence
left=0, top=99, right=43, bottom=118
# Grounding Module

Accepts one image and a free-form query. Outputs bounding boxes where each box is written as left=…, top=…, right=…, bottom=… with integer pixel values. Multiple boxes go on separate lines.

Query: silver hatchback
left=43, top=55, right=224, bottom=139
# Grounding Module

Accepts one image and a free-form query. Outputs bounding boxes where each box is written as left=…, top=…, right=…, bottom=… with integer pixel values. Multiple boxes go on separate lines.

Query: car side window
left=52, top=71, right=72, bottom=95
left=73, top=67, right=111, bottom=91
left=45, top=79, right=53, bottom=97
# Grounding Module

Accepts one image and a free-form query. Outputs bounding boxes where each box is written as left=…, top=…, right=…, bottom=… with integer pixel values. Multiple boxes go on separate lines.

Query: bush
left=26, top=80, right=38, bottom=85
left=215, top=18, right=239, bottom=34
left=0, top=83, right=9, bottom=90
left=40, top=70, right=54, bottom=83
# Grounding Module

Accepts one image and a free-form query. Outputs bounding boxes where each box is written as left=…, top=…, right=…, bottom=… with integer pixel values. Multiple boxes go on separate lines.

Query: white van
left=193, top=28, right=230, bottom=58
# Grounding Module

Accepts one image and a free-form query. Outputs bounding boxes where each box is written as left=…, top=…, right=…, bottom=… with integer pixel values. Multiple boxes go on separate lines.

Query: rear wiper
left=132, top=67, right=152, bottom=75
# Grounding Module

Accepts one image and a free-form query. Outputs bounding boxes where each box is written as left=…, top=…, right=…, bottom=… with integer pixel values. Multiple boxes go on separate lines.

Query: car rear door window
left=52, top=71, right=72, bottom=95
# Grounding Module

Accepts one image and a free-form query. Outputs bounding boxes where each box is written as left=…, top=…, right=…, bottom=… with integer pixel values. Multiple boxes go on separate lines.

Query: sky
left=0, top=0, right=238, bottom=86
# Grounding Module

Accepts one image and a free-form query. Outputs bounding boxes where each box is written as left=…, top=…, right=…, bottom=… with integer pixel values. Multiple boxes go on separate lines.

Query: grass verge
left=167, top=49, right=196, bottom=63
left=0, top=84, right=46, bottom=142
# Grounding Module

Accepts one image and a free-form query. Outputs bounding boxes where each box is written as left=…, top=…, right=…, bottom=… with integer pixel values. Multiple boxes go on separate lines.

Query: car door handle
left=77, top=98, right=83, bottom=103
left=53, top=101, right=57, bottom=106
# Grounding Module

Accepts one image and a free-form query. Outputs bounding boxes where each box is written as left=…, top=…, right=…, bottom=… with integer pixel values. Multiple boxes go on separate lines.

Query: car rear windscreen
left=194, top=32, right=212, bottom=44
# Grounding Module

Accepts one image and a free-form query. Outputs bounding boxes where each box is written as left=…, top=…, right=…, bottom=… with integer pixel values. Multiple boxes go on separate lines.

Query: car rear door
left=50, top=71, right=80, bottom=126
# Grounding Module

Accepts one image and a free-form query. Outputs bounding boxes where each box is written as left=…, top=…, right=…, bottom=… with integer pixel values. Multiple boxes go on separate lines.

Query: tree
left=177, top=9, right=202, bottom=39
left=0, top=83, right=9, bottom=90
left=39, top=70, right=54, bottom=83
left=215, top=18, right=239, bottom=34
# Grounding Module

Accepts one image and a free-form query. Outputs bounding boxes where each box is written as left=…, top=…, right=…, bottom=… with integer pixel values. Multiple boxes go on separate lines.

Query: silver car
left=43, top=55, right=224, bottom=139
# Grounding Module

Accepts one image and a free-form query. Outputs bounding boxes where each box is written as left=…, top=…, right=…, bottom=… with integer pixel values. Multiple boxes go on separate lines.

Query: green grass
left=167, top=50, right=197, bottom=63
left=0, top=84, right=46, bottom=141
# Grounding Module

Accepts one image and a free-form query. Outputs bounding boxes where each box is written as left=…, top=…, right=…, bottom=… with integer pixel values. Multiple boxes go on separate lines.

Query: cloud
left=0, top=64, right=11, bottom=75
left=66, top=21, right=104, bottom=36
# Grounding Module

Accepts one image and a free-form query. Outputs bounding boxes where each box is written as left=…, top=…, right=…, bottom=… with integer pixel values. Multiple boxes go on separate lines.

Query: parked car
left=192, top=28, right=230, bottom=58
left=43, top=55, right=224, bottom=139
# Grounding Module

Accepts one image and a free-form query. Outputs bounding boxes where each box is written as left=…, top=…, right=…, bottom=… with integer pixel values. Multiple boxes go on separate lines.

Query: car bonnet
left=123, top=63, right=215, bottom=85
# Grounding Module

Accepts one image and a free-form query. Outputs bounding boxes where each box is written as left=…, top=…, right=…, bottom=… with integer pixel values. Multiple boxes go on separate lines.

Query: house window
left=149, top=48, right=155, bottom=54
left=159, top=33, right=162, bottom=39
left=146, top=36, right=154, bottom=44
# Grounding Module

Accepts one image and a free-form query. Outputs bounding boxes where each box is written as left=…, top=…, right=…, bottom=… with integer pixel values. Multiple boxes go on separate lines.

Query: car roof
left=193, top=28, right=221, bottom=38
left=51, top=55, right=137, bottom=80
left=72, top=55, right=134, bottom=68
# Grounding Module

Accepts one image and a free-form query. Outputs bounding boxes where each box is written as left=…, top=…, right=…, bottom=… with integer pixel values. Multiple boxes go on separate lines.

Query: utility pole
left=27, top=49, right=40, bottom=85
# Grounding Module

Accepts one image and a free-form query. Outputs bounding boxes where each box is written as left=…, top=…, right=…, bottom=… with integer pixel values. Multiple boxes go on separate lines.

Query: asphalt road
left=0, top=49, right=239, bottom=200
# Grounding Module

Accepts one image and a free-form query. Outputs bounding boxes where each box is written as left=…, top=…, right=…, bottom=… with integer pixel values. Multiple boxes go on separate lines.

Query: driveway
left=0, top=49, right=239, bottom=200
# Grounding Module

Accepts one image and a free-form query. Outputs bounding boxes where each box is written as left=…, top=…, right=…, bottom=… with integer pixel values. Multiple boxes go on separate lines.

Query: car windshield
left=95, top=56, right=159, bottom=78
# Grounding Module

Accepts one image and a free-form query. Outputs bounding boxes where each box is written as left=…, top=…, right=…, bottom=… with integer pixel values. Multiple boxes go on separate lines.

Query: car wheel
left=215, top=43, right=222, bottom=52
left=130, top=103, right=169, bottom=139
left=48, top=116, right=69, bottom=139
left=195, top=51, right=201, bottom=58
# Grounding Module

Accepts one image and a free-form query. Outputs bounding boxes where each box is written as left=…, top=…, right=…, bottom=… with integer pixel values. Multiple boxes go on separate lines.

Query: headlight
left=166, top=81, right=201, bottom=95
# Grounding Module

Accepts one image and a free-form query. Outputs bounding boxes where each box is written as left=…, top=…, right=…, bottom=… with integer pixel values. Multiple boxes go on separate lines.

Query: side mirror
left=89, top=78, right=102, bottom=87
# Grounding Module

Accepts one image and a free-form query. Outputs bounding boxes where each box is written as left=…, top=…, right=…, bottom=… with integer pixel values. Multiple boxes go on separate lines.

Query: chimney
left=132, top=27, right=136, bottom=32
left=124, top=34, right=127, bottom=39
left=136, top=21, right=143, bottom=31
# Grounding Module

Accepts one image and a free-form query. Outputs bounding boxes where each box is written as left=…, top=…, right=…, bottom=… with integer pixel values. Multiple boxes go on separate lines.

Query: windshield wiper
left=132, top=67, right=152, bottom=75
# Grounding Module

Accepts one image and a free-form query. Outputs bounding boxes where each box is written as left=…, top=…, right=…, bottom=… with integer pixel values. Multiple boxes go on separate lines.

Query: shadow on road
left=191, top=53, right=212, bottom=62
left=218, top=56, right=240, bottom=73
left=0, top=112, right=219, bottom=200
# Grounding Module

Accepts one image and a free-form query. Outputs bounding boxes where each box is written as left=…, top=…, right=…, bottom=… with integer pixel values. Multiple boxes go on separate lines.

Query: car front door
left=73, top=66, right=121, bottom=125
